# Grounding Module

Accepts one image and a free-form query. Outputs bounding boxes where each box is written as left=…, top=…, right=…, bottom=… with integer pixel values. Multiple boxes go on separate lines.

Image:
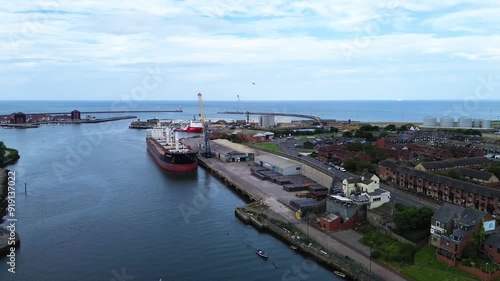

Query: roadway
left=273, top=137, right=440, bottom=210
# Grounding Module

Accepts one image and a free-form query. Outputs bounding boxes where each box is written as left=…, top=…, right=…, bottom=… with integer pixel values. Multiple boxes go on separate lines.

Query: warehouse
left=254, top=154, right=302, bottom=176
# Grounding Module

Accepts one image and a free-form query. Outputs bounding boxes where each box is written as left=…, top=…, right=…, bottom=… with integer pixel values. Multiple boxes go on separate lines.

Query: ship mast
left=198, top=93, right=211, bottom=157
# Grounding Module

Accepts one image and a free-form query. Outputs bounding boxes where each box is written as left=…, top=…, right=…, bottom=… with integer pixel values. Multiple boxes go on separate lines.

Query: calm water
left=0, top=99, right=499, bottom=280
left=0, top=117, right=339, bottom=280
left=1, top=99, right=500, bottom=122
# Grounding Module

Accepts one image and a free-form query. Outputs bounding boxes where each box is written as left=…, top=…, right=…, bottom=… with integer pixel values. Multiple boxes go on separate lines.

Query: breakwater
left=0, top=116, right=137, bottom=129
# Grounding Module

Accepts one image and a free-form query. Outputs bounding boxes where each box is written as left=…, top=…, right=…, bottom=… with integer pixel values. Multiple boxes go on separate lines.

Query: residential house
left=342, top=173, right=380, bottom=197
left=459, top=168, right=499, bottom=184
left=378, top=160, right=500, bottom=214
left=430, top=203, right=465, bottom=247
left=415, top=157, right=491, bottom=172
left=484, top=233, right=500, bottom=264
left=433, top=207, right=486, bottom=265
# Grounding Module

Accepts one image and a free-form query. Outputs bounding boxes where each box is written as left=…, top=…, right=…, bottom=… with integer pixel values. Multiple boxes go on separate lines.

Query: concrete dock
left=197, top=156, right=409, bottom=281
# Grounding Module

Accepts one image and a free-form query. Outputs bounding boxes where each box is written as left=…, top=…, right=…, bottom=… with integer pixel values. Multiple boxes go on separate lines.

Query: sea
left=0, top=100, right=499, bottom=281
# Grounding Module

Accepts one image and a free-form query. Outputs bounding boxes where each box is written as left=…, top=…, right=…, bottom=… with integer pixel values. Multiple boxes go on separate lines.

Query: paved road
left=202, top=158, right=408, bottom=281
left=274, top=138, right=440, bottom=210
left=268, top=199, right=409, bottom=281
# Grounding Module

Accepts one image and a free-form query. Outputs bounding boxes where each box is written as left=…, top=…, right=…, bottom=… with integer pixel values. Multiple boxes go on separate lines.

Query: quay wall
left=235, top=206, right=384, bottom=281
left=199, top=156, right=382, bottom=281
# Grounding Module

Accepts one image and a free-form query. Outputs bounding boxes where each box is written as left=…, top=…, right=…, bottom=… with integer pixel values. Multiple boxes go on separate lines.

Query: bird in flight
left=252, top=82, right=255, bottom=85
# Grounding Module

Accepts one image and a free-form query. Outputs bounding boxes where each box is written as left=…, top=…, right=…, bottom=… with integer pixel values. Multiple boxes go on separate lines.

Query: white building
left=259, top=115, right=276, bottom=128
left=342, top=173, right=380, bottom=197
left=365, top=189, right=391, bottom=209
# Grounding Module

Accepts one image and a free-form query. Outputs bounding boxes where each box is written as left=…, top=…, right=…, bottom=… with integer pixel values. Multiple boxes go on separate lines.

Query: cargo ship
left=146, top=124, right=198, bottom=172
left=174, top=120, right=203, bottom=133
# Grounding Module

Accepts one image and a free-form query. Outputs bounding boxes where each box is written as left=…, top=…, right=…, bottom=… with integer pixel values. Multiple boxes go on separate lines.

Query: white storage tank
left=472, top=118, right=481, bottom=128
left=459, top=116, right=473, bottom=128
left=482, top=119, right=491, bottom=129
left=423, top=116, right=437, bottom=127
left=440, top=116, right=454, bottom=128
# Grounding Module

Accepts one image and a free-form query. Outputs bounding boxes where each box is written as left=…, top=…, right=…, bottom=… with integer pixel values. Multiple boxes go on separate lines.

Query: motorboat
left=256, top=249, right=268, bottom=259
left=334, top=271, right=346, bottom=278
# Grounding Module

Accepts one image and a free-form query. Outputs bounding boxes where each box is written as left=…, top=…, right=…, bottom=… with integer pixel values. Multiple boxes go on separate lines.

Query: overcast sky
left=1, top=0, right=499, bottom=101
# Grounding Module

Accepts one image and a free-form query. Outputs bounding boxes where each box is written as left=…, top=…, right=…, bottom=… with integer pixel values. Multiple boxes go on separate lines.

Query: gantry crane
left=198, top=93, right=211, bottom=157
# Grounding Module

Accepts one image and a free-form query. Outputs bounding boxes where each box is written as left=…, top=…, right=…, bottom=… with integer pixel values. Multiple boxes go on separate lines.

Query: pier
left=20, top=109, right=183, bottom=115
left=217, top=111, right=322, bottom=123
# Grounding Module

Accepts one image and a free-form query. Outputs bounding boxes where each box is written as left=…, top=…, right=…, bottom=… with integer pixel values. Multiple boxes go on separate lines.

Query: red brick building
left=378, top=160, right=500, bottom=214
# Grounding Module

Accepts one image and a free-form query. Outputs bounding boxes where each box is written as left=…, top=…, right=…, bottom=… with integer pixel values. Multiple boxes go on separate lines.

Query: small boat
left=256, top=249, right=268, bottom=259
left=290, top=245, right=298, bottom=250
left=334, top=271, right=346, bottom=278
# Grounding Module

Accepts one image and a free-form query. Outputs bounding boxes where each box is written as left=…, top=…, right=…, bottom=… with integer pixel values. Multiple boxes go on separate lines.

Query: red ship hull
left=175, top=126, right=203, bottom=133
left=147, top=139, right=198, bottom=172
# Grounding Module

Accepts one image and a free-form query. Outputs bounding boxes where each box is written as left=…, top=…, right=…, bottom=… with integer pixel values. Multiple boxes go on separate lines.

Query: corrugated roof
left=256, top=154, right=301, bottom=169
left=212, top=139, right=256, bottom=154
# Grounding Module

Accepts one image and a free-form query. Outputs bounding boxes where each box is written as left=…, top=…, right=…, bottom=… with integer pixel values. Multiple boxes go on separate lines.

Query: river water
left=0, top=118, right=340, bottom=281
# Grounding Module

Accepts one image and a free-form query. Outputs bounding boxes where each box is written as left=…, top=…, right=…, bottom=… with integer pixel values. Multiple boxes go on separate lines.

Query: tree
left=0, top=141, right=5, bottom=164
left=384, top=124, right=397, bottom=131
left=342, top=131, right=353, bottom=138
left=329, top=127, right=339, bottom=133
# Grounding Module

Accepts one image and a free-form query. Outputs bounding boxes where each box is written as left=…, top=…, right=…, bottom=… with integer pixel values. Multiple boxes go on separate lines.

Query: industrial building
left=254, top=154, right=302, bottom=176
left=422, top=116, right=491, bottom=129
left=211, top=139, right=256, bottom=162
left=259, top=115, right=275, bottom=128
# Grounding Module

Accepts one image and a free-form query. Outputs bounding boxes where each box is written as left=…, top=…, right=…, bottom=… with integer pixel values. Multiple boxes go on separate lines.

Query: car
left=339, top=167, right=346, bottom=172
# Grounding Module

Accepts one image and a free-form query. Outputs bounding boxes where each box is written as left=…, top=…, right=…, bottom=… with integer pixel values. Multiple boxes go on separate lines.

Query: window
left=436, top=221, right=440, bottom=227
left=296, top=167, right=301, bottom=170
left=373, top=197, right=381, bottom=202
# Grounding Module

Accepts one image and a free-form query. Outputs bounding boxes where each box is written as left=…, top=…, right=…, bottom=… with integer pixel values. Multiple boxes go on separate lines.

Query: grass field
left=401, top=246, right=480, bottom=281
left=253, top=142, right=283, bottom=152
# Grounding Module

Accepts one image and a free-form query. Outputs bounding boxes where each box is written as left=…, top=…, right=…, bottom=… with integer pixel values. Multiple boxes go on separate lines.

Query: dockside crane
left=237, top=94, right=250, bottom=124
left=198, top=93, right=212, bottom=158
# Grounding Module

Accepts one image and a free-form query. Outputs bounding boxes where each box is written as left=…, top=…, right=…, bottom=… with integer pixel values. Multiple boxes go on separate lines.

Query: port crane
left=198, top=93, right=212, bottom=157
left=237, top=95, right=250, bottom=124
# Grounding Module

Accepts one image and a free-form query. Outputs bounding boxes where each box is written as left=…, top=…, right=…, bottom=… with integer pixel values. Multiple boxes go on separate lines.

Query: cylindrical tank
left=440, top=116, right=454, bottom=128
left=459, top=117, right=473, bottom=128
left=473, top=118, right=481, bottom=128
left=423, top=116, right=437, bottom=127
left=482, top=119, right=491, bottom=129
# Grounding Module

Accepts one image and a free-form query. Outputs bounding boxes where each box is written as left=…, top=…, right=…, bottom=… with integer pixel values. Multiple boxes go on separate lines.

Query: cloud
left=0, top=0, right=498, bottom=100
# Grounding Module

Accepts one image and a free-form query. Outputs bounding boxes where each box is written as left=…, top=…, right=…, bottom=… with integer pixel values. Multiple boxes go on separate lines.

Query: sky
left=0, top=0, right=499, bottom=101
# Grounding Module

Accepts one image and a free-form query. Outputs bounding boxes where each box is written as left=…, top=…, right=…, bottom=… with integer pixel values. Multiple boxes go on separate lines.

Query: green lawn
left=401, top=245, right=480, bottom=281
left=253, top=142, right=283, bottom=152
